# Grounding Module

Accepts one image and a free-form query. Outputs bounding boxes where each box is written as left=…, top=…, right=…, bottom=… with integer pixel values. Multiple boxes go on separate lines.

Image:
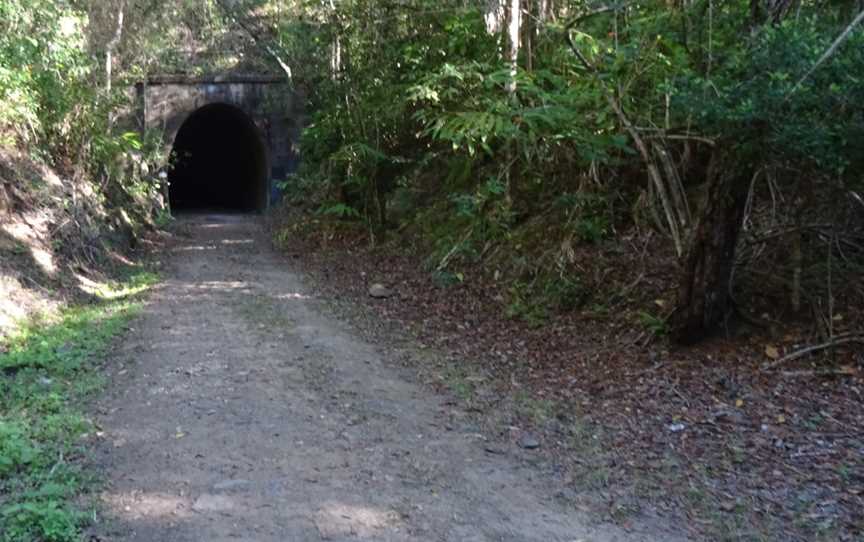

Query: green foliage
left=556, top=192, right=612, bottom=244
left=0, top=272, right=157, bottom=542
left=318, top=202, right=360, bottom=219
left=0, top=0, right=166, bottom=225
left=2, top=300, right=136, bottom=373
left=675, top=19, right=864, bottom=180
left=2, top=500, right=82, bottom=542
left=544, top=276, right=588, bottom=312
left=276, top=1, right=864, bottom=333
left=0, top=0, right=90, bottom=145
left=284, top=0, right=640, bottom=270
left=638, top=310, right=670, bottom=337
left=411, top=62, right=628, bottom=164
left=0, top=421, right=37, bottom=475
left=505, top=272, right=588, bottom=326
left=430, top=269, right=464, bottom=288
left=450, top=178, right=507, bottom=220
left=505, top=281, right=551, bottom=328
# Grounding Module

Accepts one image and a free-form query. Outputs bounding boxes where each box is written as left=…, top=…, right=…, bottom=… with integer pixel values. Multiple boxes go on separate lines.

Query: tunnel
left=168, top=103, right=268, bottom=212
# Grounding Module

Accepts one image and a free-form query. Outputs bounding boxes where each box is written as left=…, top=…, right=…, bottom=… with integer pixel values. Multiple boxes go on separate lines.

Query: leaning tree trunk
left=673, top=158, right=752, bottom=344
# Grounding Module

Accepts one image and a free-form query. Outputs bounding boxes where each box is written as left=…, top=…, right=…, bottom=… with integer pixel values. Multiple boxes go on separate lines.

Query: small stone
left=484, top=445, right=506, bottom=455
left=368, top=284, right=392, bottom=298
left=517, top=434, right=541, bottom=450
left=668, top=423, right=686, bottom=433
left=720, top=501, right=736, bottom=512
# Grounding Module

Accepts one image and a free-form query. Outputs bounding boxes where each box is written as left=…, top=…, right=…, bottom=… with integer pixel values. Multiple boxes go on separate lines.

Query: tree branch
left=213, top=0, right=293, bottom=82
left=762, top=334, right=864, bottom=372
left=787, top=8, right=864, bottom=97
left=563, top=9, right=685, bottom=255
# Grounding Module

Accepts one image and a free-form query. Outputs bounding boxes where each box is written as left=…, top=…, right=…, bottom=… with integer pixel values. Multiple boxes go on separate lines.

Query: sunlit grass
left=0, top=271, right=157, bottom=542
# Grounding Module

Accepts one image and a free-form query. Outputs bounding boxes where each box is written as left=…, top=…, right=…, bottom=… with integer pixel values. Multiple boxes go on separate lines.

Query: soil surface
left=272, top=214, right=864, bottom=541
left=91, top=214, right=673, bottom=542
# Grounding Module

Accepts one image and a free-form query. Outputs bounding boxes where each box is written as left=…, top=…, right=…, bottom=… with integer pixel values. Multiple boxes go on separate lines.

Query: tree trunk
left=673, top=158, right=752, bottom=344
left=523, top=0, right=537, bottom=72
left=504, top=0, right=521, bottom=94
left=105, top=1, right=125, bottom=93
left=485, top=0, right=504, bottom=33
left=538, top=0, right=554, bottom=22
left=328, top=0, right=341, bottom=81
left=331, top=36, right=342, bottom=80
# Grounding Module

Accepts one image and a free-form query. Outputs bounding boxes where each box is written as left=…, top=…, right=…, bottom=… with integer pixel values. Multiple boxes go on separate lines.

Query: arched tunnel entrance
left=168, top=103, right=268, bottom=212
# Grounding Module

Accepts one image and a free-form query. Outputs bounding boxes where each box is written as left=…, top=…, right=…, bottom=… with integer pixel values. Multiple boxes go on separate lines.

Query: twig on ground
left=762, top=334, right=864, bottom=371
left=780, top=370, right=857, bottom=377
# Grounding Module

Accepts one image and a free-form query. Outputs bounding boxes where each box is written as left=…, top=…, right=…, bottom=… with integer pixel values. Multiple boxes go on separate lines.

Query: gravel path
left=92, top=214, right=671, bottom=542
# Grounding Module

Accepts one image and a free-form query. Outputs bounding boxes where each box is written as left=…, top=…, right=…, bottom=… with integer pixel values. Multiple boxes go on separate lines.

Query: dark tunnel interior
left=168, top=103, right=268, bottom=212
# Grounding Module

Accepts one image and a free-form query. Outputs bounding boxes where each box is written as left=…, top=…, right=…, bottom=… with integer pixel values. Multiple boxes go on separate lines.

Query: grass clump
left=0, top=271, right=157, bottom=542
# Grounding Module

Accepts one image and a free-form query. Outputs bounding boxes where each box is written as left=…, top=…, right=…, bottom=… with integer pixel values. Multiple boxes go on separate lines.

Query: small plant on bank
left=638, top=310, right=670, bottom=338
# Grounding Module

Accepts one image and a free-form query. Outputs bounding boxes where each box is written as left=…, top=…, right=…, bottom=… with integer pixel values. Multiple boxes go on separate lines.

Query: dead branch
left=561, top=1, right=637, bottom=30
left=762, top=334, right=864, bottom=372
left=564, top=15, right=686, bottom=256
left=645, top=133, right=717, bottom=146
left=780, top=369, right=858, bottom=377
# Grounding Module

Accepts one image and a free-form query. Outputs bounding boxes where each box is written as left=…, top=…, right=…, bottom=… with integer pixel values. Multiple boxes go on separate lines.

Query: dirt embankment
left=0, top=148, right=155, bottom=337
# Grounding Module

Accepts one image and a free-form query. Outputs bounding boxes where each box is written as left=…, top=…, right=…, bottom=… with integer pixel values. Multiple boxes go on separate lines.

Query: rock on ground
left=368, top=283, right=393, bottom=298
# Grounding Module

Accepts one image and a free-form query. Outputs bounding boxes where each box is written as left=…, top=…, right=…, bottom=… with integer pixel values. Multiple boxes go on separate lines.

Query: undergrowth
left=0, top=271, right=157, bottom=542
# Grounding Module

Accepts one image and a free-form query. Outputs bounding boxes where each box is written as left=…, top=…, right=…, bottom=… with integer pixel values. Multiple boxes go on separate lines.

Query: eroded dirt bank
left=91, top=214, right=675, bottom=542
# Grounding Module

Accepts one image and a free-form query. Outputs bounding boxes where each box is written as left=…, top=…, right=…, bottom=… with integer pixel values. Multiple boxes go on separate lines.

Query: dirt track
left=92, top=214, right=671, bottom=542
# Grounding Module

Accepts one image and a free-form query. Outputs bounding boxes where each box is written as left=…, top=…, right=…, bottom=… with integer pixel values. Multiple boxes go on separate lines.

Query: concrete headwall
left=137, top=75, right=303, bottom=206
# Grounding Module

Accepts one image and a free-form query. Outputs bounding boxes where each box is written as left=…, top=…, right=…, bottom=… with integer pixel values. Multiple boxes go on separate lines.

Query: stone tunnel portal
left=168, top=103, right=268, bottom=212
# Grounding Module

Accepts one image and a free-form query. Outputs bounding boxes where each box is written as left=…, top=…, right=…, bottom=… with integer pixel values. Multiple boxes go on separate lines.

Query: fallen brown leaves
left=270, top=215, right=863, bottom=541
